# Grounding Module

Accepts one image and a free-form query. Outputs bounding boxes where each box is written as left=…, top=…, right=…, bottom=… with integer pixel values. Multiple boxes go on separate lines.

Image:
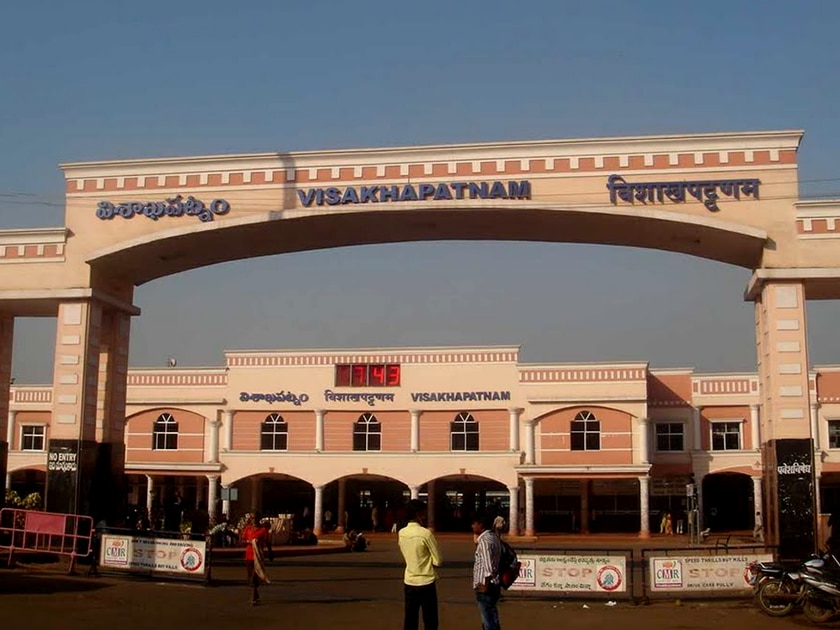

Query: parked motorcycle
left=797, top=552, right=840, bottom=623
left=747, top=559, right=808, bottom=616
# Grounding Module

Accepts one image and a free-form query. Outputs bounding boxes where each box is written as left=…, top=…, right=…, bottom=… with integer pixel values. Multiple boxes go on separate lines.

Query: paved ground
left=0, top=537, right=804, bottom=630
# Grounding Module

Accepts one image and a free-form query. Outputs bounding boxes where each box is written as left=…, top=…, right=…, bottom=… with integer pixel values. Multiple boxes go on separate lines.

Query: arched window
left=152, top=413, right=179, bottom=450
left=570, top=410, right=600, bottom=451
left=260, top=413, right=288, bottom=451
left=450, top=412, right=479, bottom=451
left=353, top=413, right=381, bottom=451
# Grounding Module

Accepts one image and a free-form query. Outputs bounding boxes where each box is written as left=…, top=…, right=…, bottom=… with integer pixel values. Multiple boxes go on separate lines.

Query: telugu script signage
left=648, top=554, right=772, bottom=591
left=606, top=174, right=759, bottom=212
left=297, top=180, right=531, bottom=207
left=509, top=554, right=626, bottom=593
left=239, top=391, right=310, bottom=406
left=99, top=535, right=207, bottom=576
left=96, top=196, right=230, bottom=223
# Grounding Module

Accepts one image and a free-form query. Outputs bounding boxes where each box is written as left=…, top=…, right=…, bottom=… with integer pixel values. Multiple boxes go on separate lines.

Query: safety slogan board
left=99, top=534, right=207, bottom=576
left=648, top=554, right=772, bottom=591
left=510, top=554, right=627, bottom=593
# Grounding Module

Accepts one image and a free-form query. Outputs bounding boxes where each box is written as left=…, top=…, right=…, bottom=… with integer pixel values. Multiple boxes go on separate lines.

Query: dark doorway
left=703, top=472, right=753, bottom=531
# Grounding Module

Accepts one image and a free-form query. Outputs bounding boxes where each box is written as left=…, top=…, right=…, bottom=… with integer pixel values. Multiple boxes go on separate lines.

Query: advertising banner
left=509, top=554, right=627, bottom=593
left=648, top=554, right=772, bottom=592
left=100, top=534, right=206, bottom=576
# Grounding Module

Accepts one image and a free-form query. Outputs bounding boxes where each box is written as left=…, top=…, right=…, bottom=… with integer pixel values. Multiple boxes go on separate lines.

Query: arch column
left=0, top=316, right=12, bottom=499
left=208, top=418, right=221, bottom=463
left=752, top=476, right=764, bottom=534
left=336, top=478, right=347, bottom=534
left=313, top=484, right=324, bottom=536
left=508, top=408, right=523, bottom=452
left=752, top=279, right=816, bottom=558
left=524, top=477, right=535, bottom=536
left=315, top=409, right=325, bottom=452
left=811, top=402, right=821, bottom=451
left=750, top=404, right=761, bottom=450
left=409, top=485, right=420, bottom=500
left=524, top=419, right=536, bottom=465
left=427, top=480, right=436, bottom=529
left=220, top=482, right=230, bottom=517
left=410, top=410, right=422, bottom=452
left=207, top=475, right=219, bottom=520
left=145, top=475, right=155, bottom=516
left=507, top=484, right=519, bottom=536
left=222, top=409, right=234, bottom=452
left=639, top=476, right=651, bottom=538
left=692, top=406, right=703, bottom=451
left=639, top=417, right=650, bottom=464
left=4, top=410, right=15, bottom=493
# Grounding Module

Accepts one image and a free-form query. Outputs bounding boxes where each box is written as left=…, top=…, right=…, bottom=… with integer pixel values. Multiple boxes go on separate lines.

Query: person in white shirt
left=471, top=513, right=502, bottom=630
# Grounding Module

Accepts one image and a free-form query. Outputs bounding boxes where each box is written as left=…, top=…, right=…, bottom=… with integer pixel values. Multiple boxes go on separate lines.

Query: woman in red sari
left=242, top=512, right=272, bottom=605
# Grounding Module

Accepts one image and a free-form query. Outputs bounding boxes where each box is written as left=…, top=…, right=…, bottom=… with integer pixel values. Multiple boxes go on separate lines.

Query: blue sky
left=2, top=0, right=840, bottom=382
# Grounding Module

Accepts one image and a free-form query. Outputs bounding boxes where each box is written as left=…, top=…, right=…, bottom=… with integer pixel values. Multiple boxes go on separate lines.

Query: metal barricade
left=0, top=508, right=94, bottom=574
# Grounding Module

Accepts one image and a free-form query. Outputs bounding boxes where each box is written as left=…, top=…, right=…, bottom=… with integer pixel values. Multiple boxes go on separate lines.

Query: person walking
left=241, top=512, right=272, bottom=605
left=398, top=499, right=443, bottom=630
left=472, top=513, right=503, bottom=630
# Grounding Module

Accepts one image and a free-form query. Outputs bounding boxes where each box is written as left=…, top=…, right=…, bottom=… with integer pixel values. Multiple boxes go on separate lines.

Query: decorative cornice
left=62, top=130, right=802, bottom=194
left=226, top=347, right=519, bottom=367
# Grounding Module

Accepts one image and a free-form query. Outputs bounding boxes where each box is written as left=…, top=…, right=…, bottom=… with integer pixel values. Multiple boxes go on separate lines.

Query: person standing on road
left=242, top=512, right=272, bottom=606
left=398, top=499, right=443, bottom=630
left=472, top=513, right=502, bottom=630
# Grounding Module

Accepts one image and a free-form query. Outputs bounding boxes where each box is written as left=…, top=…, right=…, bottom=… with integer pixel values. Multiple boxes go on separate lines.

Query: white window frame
left=827, top=419, right=840, bottom=449
left=19, top=424, right=46, bottom=452
left=709, top=419, right=743, bottom=452
left=654, top=422, right=686, bottom=453
left=260, top=413, right=289, bottom=451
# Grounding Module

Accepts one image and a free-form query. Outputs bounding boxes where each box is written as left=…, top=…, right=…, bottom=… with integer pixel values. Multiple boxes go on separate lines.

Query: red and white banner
left=649, top=554, right=773, bottom=591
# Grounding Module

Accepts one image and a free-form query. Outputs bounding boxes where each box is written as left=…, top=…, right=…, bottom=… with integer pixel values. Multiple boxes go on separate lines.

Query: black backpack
left=497, top=539, right=521, bottom=590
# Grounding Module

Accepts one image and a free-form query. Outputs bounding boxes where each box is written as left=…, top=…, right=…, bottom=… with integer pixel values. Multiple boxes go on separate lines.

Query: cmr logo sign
left=653, top=559, right=683, bottom=588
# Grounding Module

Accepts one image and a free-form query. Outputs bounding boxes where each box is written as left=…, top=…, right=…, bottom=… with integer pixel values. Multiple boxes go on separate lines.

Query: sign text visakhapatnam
left=297, top=180, right=531, bottom=206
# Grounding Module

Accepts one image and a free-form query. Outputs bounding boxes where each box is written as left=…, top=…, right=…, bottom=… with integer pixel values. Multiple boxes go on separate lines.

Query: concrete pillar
left=313, top=484, right=324, bottom=536
left=0, top=316, right=13, bottom=500
left=639, top=417, right=650, bottom=464
left=315, top=409, right=325, bottom=451
left=336, top=478, right=347, bottom=534
left=753, top=476, right=764, bottom=534
left=524, top=419, right=536, bottom=465
left=195, top=479, right=204, bottom=509
left=5, top=410, right=14, bottom=448
left=220, top=483, right=230, bottom=518
left=750, top=404, right=761, bottom=451
left=208, top=418, right=221, bottom=463
left=811, top=402, right=821, bottom=451
left=409, top=485, right=420, bottom=500
left=427, top=480, right=436, bottom=529
left=692, top=407, right=702, bottom=451
left=508, top=484, right=519, bottom=536
left=524, top=477, right=535, bottom=536
left=508, top=408, right=523, bottom=452
left=207, top=475, right=219, bottom=520
left=410, top=410, right=421, bottom=452
left=639, top=476, right=651, bottom=537
left=145, top=475, right=155, bottom=515
left=222, top=409, right=234, bottom=451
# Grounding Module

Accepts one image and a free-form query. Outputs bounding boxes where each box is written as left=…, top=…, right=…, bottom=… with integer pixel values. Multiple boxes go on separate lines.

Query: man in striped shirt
left=472, top=513, right=502, bottom=630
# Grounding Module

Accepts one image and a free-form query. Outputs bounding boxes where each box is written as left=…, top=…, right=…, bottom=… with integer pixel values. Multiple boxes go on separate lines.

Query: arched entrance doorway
left=323, top=474, right=408, bottom=533
left=426, top=474, right=507, bottom=532
left=703, top=472, right=753, bottom=531
left=232, top=473, right=313, bottom=526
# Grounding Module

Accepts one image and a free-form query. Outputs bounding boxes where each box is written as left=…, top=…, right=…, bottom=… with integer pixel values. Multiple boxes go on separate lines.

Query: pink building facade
left=8, top=344, right=840, bottom=537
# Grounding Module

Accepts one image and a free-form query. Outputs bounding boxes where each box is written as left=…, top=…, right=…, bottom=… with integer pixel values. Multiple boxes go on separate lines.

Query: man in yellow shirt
left=398, top=499, right=443, bottom=630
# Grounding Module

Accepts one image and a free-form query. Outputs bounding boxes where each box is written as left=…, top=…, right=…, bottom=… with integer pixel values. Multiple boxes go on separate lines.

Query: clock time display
left=334, top=363, right=401, bottom=387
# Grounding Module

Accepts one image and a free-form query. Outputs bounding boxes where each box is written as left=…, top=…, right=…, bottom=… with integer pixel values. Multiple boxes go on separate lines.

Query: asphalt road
left=0, top=539, right=805, bottom=630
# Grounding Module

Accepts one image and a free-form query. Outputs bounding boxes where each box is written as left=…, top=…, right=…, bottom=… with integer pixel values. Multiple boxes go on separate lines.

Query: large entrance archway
left=0, top=129, right=835, bottom=558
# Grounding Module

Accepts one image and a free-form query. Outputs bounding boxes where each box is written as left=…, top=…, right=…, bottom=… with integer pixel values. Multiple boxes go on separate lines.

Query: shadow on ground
left=0, top=571, right=111, bottom=595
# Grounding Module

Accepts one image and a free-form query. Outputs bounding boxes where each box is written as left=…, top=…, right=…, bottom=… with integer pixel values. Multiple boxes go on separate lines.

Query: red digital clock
left=335, top=363, right=400, bottom=387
